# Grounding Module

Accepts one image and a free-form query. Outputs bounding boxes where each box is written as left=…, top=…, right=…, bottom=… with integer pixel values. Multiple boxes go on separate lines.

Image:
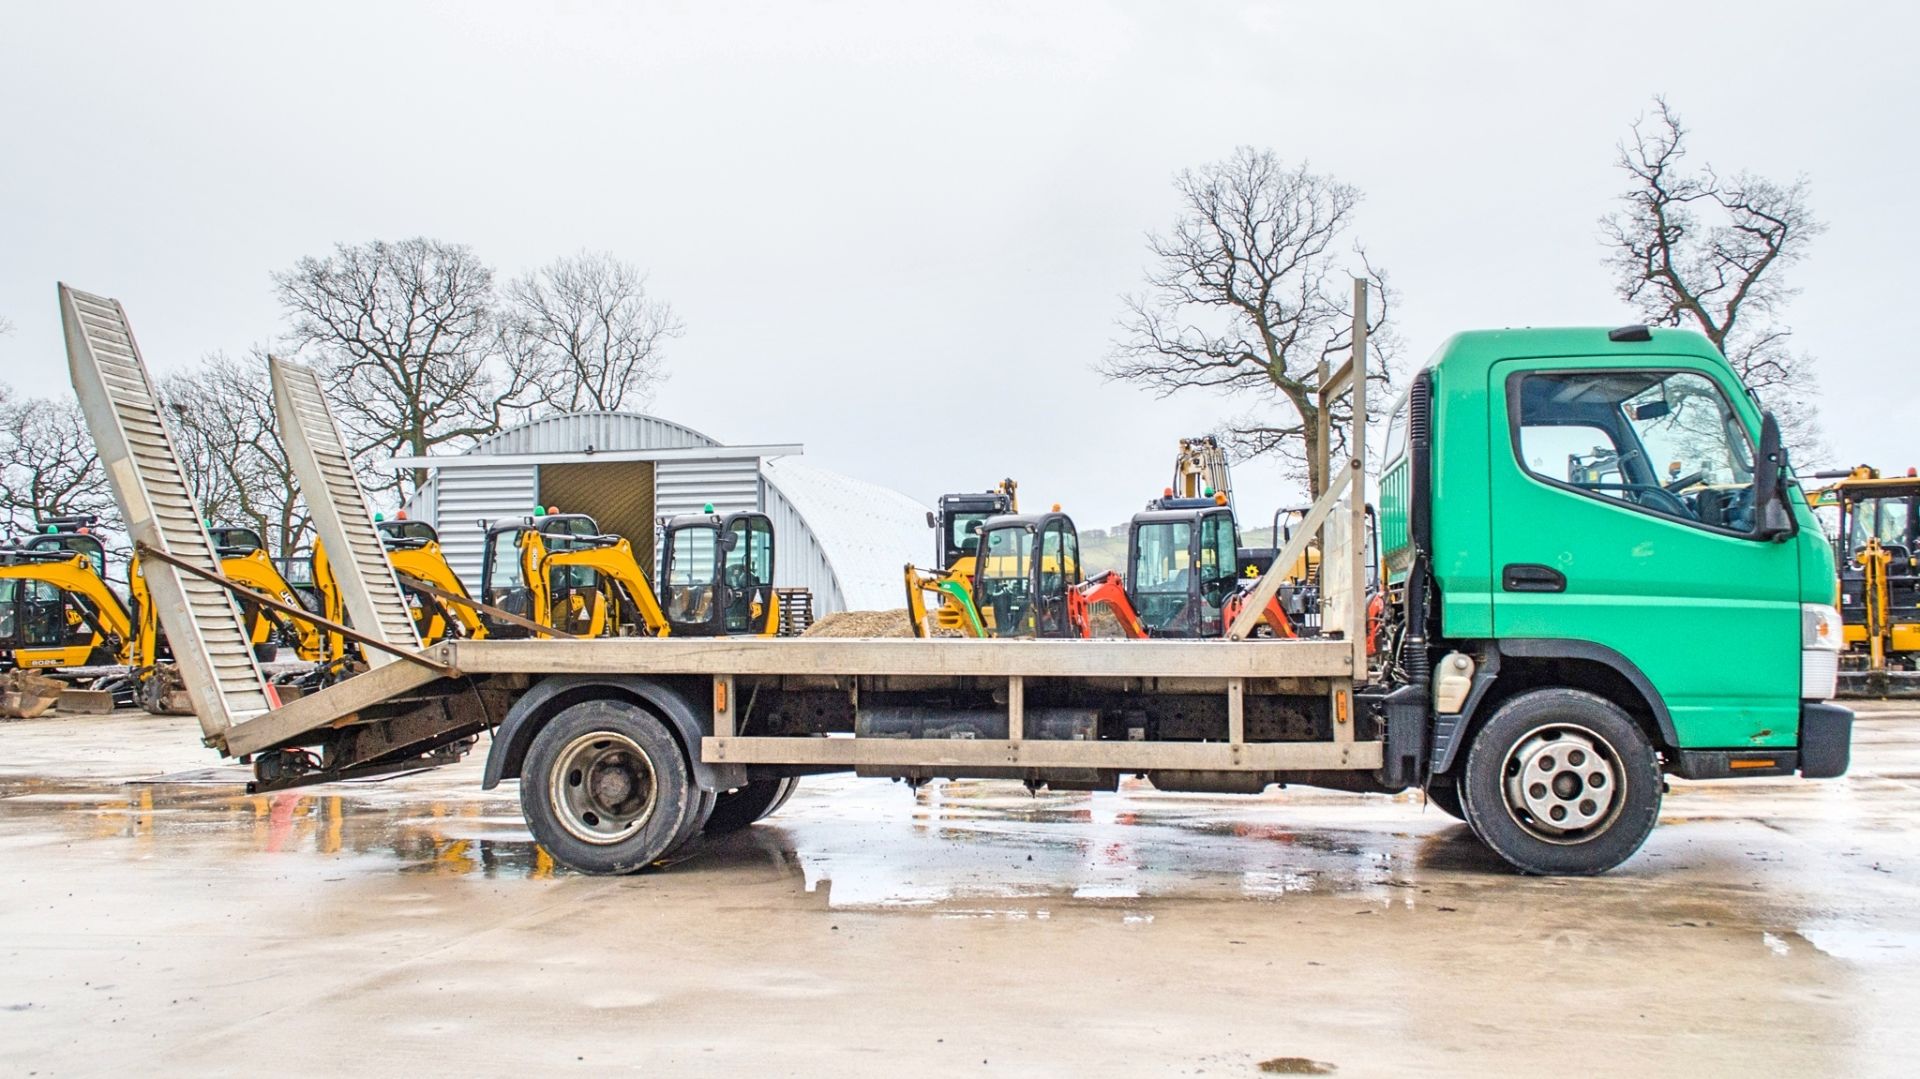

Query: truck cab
left=1377, top=325, right=1847, bottom=872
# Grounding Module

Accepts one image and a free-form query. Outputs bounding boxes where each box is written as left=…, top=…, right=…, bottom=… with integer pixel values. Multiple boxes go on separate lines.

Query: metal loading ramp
left=270, top=357, right=421, bottom=665
left=60, top=284, right=274, bottom=741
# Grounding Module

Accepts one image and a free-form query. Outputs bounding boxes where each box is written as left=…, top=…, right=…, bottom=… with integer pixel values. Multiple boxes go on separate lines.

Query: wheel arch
left=482, top=673, right=747, bottom=793
left=1433, top=639, right=1676, bottom=775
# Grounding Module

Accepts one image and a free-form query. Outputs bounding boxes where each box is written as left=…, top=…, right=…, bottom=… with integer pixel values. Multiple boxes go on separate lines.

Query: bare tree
left=273, top=238, right=537, bottom=495
left=1102, top=148, right=1393, bottom=496
left=505, top=251, right=680, bottom=414
left=161, top=352, right=313, bottom=558
left=0, top=389, right=119, bottom=538
left=1602, top=98, right=1826, bottom=457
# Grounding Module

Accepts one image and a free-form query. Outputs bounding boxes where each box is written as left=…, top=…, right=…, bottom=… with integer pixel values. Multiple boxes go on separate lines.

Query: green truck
left=66, top=282, right=1850, bottom=879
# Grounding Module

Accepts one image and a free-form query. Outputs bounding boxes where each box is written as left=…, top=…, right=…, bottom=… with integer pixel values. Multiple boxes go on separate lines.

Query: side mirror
left=926, top=511, right=938, bottom=529
left=1752, top=411, right=1793, bottom=539
left=719, top=531, right=739, bottom=552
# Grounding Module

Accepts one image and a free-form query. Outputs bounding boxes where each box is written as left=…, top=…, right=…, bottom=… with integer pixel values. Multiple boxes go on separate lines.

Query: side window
left=1382, top=388, right=1411, bottom=464
left=1512, top=370, right=1759, bottom=534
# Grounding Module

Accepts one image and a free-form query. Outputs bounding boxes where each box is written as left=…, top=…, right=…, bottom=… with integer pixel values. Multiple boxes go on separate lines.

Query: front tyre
left=520, top=700, right=697, bottom=875
left=1459, top=689, right=1660, bottom=876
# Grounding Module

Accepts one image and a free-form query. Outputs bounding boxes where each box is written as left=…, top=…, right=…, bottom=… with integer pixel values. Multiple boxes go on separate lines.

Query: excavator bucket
left=61, top=285, right=275, bottom=740
left=269, top=358, right=422, bottom=664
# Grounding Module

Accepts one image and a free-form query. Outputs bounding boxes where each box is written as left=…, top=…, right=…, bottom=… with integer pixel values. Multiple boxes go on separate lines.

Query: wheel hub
left=1501, top=726, right=1621, bottom=843
left=549, top=732, right=657, bottom=845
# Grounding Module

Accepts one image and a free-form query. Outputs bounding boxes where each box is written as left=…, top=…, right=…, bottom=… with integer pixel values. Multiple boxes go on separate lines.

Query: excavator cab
left=376, top=518, right=442, bottom=549
left=1126, top=503, right=1241, bottom=637
left=479, top=518, right=545, bottom=637
left=971, top=511, right=1080, bottom=638
left=930, top=479, right=1018, bottom=571
left=24, top=517, right=109, bottom=576
left=662, top=510, right=777, bottom=637
left=206, top=526, right=265, bottom=554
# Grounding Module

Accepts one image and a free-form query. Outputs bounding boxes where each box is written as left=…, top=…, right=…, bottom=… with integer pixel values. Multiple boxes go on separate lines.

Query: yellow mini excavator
left=478, top=509, right=672, bottom=639
left=0, top=520, right=134, bottom=672
left=479, top=506, right=778, bottom=639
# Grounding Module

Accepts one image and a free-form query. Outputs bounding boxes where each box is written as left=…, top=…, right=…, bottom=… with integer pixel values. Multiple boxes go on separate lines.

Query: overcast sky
left=3, top=1, right=1913, bottom=528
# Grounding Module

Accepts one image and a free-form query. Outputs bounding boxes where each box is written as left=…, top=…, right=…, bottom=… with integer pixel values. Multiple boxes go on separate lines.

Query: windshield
left=1131, top=521, right=1192, bottom=633
left=948, top=512, right=991, bottom=561
left=1848, top=495, right=1919, bottom=552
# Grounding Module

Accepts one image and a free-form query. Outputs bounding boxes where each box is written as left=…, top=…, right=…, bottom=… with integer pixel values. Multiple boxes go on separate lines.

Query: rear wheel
left=520, top=699, right=696, bottom=874
left=704, top=777, right=799, bottom=834
left=1459, top=689, right=1660, bottom=876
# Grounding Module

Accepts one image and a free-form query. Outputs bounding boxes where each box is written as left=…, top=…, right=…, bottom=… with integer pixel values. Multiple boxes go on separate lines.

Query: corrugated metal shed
left=393, top=412, right=927, bottom=614
left=433, top=464, right=537, bottom=586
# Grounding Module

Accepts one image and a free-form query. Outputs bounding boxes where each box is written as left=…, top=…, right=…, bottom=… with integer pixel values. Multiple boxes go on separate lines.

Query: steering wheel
left=1582, top=482, right=1692, bottom=517
left=724, top=565, right=751, bottom=592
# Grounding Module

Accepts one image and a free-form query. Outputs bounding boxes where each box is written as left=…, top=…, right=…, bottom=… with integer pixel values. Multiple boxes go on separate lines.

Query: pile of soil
left=802, top=609, right=916, bottom=638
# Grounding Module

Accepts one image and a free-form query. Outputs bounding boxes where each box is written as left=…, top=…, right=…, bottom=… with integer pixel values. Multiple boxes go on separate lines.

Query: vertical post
left=1227, top=678, right=1246, bottom=745
left=1007, top=675, right=1025, bottom=742
left=1348, top=279, right=1370, bottom=681
left=713, top=674, right=736, bottom=739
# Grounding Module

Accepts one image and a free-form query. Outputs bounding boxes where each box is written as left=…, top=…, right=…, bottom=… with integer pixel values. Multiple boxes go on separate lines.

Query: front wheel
left=1459, top=689, right=1661, bottom=876
left=1424, top=776, right=1466, bottom=821
left=519, top=700, right=698, bottom=874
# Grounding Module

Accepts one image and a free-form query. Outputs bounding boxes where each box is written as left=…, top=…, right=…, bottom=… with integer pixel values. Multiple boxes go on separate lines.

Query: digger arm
left=1222, top=587, right=1298, bottom=640
left=1068, top=571, right=1148, bottom=639
left=218, top=550, right=326, bottom=659
left=1860, top=537, right=1893, bottom=671
left=541, top=540, right=671, bottom=637
left=904, top=564, right=986, bottom=638
left=388, top=543, right=488, bottom=642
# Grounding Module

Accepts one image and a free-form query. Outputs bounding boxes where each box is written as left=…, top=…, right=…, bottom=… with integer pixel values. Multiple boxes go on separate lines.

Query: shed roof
left=761, top=458, right=929, bottom=611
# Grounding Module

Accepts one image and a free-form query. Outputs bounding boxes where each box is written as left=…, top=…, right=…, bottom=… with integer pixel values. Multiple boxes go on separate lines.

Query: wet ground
left=1, top=706, right=1917, bottom=1077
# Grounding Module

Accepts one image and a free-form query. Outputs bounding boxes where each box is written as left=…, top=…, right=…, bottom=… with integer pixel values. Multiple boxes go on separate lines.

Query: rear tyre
left=520, top=699, right=696, bottom=875
left=703, top=777, right=799, bottom=834
left=1459, top=689, right=1660, bottom=876
left=665, top=790, right=717, bottom=856
left=1424, top=776, right=1466, bottom=821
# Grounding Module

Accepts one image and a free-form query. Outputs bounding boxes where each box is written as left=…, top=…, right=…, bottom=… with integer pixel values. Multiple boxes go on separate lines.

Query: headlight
left=1802, top=603, right=1843, bottom=652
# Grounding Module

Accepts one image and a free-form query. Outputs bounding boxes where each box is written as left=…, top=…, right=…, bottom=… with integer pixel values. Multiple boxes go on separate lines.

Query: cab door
left=1488, top=358, right=1801, bottom=748
left=721, top=514, right=776, bottom=635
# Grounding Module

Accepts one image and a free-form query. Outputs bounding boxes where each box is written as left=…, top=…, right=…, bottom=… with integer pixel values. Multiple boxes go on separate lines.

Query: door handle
left=1502, top=563, right=1566, bottom=593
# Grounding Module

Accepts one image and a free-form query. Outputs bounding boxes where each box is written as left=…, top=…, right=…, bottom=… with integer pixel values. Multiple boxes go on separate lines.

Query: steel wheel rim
left=1499, top=724, right=1623, bottom=845
left=548, top=731, right=658, bottom=845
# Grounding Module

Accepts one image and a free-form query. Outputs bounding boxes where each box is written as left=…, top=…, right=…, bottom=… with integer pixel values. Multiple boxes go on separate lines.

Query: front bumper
left=1798, top=700, right=1853, bottom=778
left=1665, top=701, right=1854, bottom=781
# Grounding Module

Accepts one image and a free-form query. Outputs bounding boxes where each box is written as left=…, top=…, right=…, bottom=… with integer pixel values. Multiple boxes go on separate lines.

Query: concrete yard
left=1, top=704, right=1916, bottom=1078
